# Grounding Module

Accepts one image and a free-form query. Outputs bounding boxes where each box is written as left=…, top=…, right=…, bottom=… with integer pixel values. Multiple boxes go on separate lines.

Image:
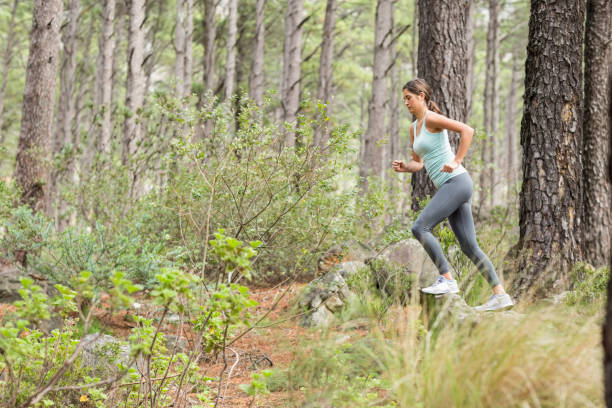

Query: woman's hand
left=392, top=160, right=408, bottom=172
left=440, top=160, right=460, bottom=173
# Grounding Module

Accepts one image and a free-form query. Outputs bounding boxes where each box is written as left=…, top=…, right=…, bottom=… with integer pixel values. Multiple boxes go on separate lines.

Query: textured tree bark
left=224, top=0, right=238, bottom=102
left=200, top=0, right=216, bottom=139
left=123, top=0, right=146, bottom=169
left=313, top=0, right=337, bottom=150
left=504, top=49, right=520, bottom=200
left=99, top=0, right=116, bottom=155
left=464, top=0, right=476, bottom=122
left=387, top=1, right=399, bottom=173
left=14, top=0, right=62, bottom=213
left=249, top=0, right=265, bottom=107
left=184, top=0, right=193, bottom=96
left=280, top=0, right=304, bottom=148
left=0, top=0, right=19, bottom=145
left=582, top=0, right=611, bottom=267
left=203, top=0, right=216, bottom=93
left=359, top=0, right=392, bottom=192
left=410, top=0, right=417, bottom=78
left=53, top=0, right=80, bottom=229
left=509, top=0, right=585, bottom=300
left=479, top=0, right=499, bottom=211
left=605, top=31, right=612, bottom=407
left=410, top=0, right=470, bottom=211
left=175, top=0, right=186, bottom=98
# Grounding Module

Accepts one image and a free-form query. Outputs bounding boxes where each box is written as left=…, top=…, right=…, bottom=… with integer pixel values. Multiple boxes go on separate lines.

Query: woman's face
left=403, top=89, right=424, bottom=114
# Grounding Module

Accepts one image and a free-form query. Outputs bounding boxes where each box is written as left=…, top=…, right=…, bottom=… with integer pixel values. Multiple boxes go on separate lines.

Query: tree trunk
left=410, top=0, right=470, bottom=211
left=410, top=0, right=417, bottom=78
left=0, top=0, right=19, bottom=145
left=224, top=0, right=238, bottom=102
left=465, top=0, right=476, bottom=122
left=387, top=2, right=399, bottom=171
left=280, top=0, right=304, bottom=148
left=313, top=0, right=337, bottom=150
left=480, top=0, right=500, bottom=210
left=14, top=0, right=62, bottom=213
left=359, top=0, right=393, bottom=192
left=144, top=0, right=164, bottom=96
left=504, top=48, right=520, bottom=200
left=123, top=0, right=146, bottom=168
left=53, top=0, right=80, bottom=228
left=604, top=31, right=612, bottom=406
left=203, top=0, right=216, bottom=93
left=99, top=0, right=116, bottom=155
left=184, top=0, right=193, bottom=96
left=249, top=0, right=265, bottom=107
left=581, top=0, right=611, bottom=267
left=78, top=16, right=97, bottom=177
left=175, top=0, right=186, bottom=98
left=509, top=0, right=585, bottom=300
left=200, top=0, right=216, bottom=139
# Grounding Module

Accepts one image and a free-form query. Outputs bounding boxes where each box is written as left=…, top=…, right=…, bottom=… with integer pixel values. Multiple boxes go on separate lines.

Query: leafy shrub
left=0, top=232, right=260, bottom=407
left=566, top=262, right=609, bottom=306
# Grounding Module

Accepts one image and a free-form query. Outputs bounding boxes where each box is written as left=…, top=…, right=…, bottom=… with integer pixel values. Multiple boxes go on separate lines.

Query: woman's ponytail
left=427, top=99, right=441, bottom=114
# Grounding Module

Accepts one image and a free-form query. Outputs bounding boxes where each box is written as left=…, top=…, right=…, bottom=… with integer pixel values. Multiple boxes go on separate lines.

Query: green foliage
left=147, top=95, right=357, bottom=283
left=239, top=369, right=272, bottom=397
left=0, top=206, right=54, bottom=262
left=566, top=262, right=609, bottom=306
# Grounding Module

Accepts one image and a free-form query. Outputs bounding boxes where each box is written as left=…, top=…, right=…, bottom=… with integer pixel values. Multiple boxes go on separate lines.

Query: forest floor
left=94, top=282, right=313, bottom=407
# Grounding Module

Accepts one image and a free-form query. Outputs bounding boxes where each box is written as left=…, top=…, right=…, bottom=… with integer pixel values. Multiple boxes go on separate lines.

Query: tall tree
left=313, top=0, right=337, bottom=150
left=224, top=0, right=238, bottom=101
left=14, top=0, right=62, bottom=212
left=203, top=0, right=216, bottom=94
left=605, top=32, right=612, bottom=406
left=581, top=0, right=611, bottom=267
left=175, top=0, right=186, bottom=97
left=504, top=48, right=520, bottom=199
left=279, top=0, right=304, bottom=148
left=123, top=0, right=146, bottom=167
left=98, top=0, right=116, bottom=155
left=0, top=0, right=19, bottom=146
left=479, top=0, right=500, bottom=210
left=509, top=0, right=585, bottom=299
left=184, top=0, right=193, bottom=96
left=410, top=0, right=470, bottom=210
left=53, top=0, right=80, bottom=228
left=387, top=1, right=403, bottom=172
left=249, top=0, right=265, bottom=107
left=464, top=0, right=476, bottom=122
left=359, top=0, right=393, bottom=191
left=200, top=0, right=216, bottom=139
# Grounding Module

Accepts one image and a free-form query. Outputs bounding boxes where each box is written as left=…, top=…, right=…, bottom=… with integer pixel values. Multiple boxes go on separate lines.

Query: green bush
left=566, top=262, right=609, bottom=306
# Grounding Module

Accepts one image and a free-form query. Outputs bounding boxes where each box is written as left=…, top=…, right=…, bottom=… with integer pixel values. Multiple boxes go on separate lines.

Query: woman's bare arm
left=425, top=111, right=474, bottom=165
left=392, top=125, right=424, bottom=173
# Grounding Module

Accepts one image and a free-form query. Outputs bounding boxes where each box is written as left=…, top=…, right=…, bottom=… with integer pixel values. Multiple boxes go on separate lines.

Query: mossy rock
left=365, top=257, right=418, bottom=304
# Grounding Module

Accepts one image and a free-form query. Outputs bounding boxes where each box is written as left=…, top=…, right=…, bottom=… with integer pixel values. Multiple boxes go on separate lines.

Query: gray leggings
left=411, top=172, right=500, bottom=287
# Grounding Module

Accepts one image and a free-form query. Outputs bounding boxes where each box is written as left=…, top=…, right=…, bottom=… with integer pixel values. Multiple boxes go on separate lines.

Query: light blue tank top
left=412, top=111, right=467, bottom=188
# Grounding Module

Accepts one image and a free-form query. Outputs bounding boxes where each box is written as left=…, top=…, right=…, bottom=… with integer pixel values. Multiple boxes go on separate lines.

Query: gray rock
left=324, top=295, right=344, bottom=312
left=379, top=239, right=439, bottom=288
left=80, top=334, right=135, bottom=376
left=0, top=266, right=58, bottom=303
left=163, top=334, right=189, bottom=353
left=302, top=306, right=334, bottom=327
left=298, top=262, right=366, bottom=327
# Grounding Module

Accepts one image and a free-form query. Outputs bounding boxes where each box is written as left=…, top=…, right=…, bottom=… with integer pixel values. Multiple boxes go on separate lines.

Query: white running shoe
left=474, top=293, right=515, bottom=312
left=421, top=275, right=460, bottom=295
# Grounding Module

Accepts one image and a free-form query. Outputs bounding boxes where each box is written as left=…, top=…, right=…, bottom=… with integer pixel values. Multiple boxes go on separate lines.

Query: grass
left=269, top=287, right=605, bottom=407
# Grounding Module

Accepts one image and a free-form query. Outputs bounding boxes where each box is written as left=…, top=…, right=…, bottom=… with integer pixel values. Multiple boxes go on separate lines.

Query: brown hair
left=402, top=78, right=441, bottom=114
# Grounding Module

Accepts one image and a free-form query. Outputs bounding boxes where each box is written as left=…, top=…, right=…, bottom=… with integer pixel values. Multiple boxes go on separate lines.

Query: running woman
left=392, top=78, right=514, bottom=312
